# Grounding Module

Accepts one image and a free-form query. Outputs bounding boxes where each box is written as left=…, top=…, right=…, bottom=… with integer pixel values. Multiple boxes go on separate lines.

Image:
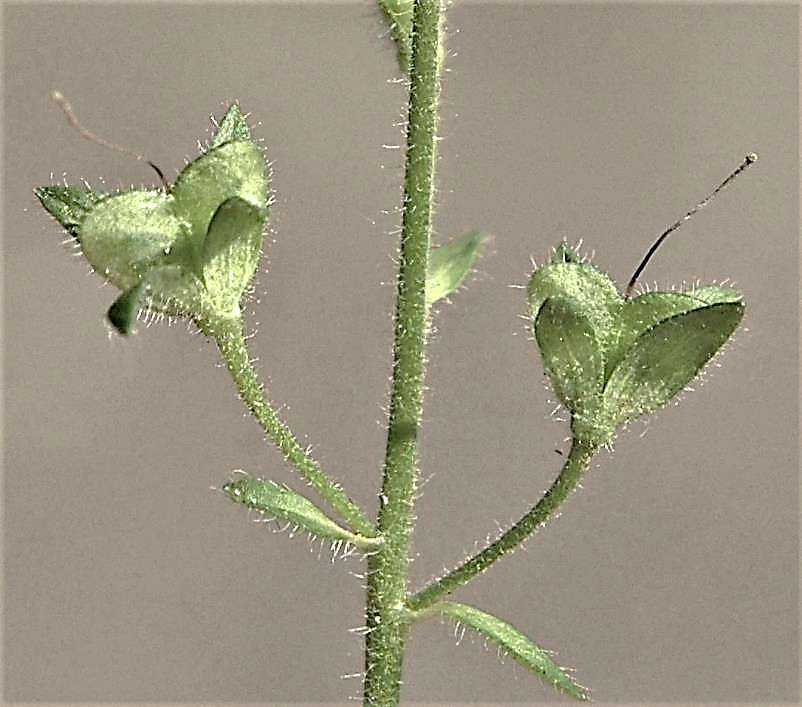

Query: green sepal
left=599, top=301, right=745, bottom=431
left=142, top=265, right=205, bottom=319
left=208, top=103, right=253, bottom=148
left=171, top=140, right=268, bottom=248
left=606, top=292, right=703, bottom=379
left=76, top=189, right=187, bottom=290
left=422, top=602, right=589, bottom=701
left=34, top=186, right=105, bottom=238
left=534, top=297, right=602, bottom=415
left=202, top=197, right=265, bottom=316
left=222, top=476, right=382, bottom=551
left=528, top=242, right=620, bottom=355
left=107, top=284, right=144, bottom=335
left=426, top=230, right=485, bottom=308
left=376, top=0, right=413, bottom=73
left=106, top=264, right=206, bottom=335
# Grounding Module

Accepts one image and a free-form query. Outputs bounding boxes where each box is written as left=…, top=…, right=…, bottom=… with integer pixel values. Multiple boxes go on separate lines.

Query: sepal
left=598, top=301, right=744, bottom=431
left=202, top=197, right=265, bottom=316
left=76, top=189, right=186, bottom=290
left=34, top=186, right=105, bottom=238
left=107, top=284, right=144, bottom=336
left=534, top=297, right=602, bottom=415
left=171, top=140, right=267, bottom=246
left=208, top=102, right=253, bottom=148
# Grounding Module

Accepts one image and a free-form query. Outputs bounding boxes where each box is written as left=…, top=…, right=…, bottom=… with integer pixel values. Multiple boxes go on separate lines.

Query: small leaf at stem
left=424, top=601, right=589, bottom=701
left=426, top=230, right=485, bottom=307
left=222, top=476, right=381, bottom=551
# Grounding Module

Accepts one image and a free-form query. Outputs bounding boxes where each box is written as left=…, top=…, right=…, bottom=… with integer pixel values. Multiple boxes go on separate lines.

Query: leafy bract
left=426, top=601, right=589, bottom=701
left=222, top=476, right=381, bottom=551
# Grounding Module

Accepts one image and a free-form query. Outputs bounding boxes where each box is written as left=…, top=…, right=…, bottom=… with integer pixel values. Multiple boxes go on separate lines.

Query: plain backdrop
left=2, top=2, right=799, bottom=704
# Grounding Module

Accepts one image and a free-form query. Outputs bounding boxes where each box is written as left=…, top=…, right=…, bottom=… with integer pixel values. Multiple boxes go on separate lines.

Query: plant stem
left=406, top=438, right=597, bottom=612
left=363, top=1, right=444, bottom=704
left=197, top=312, right=376, bottom=538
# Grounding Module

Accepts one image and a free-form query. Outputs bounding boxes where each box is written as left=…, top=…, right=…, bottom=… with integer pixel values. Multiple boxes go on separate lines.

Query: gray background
left=3, top=2, right=798, bottom=704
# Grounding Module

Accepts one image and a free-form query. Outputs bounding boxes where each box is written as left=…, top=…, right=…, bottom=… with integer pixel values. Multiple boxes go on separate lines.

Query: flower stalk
left=197, top=312, right=375, bottom=538
left=407, top=438, right=597, bottom=611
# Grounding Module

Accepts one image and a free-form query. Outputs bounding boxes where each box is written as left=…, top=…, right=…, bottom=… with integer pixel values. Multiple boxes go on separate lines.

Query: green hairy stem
left=363, top=0, right=445, bottom=703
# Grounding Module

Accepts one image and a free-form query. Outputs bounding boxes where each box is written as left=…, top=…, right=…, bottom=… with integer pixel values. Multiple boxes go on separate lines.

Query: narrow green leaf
left=222, top=476, right=382, bottom=551
left=376, top=0, right=413, bottom=72
left=202, top=196, right=265, bottom=316
left=77, top=189, right=185, bottom=291
left=209, top=103, right=252, bottom=148
left=534, top=297, right=602, bottom=416
left=34, top=186, right=105, bottom=237
left=600, top=301, right=745, bottom=429
left=426, top=602, right=589, bottom=701
left=426, top=230, right=484, bottom=307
